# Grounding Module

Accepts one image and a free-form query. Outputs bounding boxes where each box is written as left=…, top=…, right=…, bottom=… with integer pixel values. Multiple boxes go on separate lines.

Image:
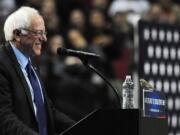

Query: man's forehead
left=30, top=15, right=45, bottom=29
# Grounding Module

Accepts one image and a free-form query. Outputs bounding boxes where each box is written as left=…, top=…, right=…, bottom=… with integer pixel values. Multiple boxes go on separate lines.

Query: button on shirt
left=11, top=43, right=44, bottom=116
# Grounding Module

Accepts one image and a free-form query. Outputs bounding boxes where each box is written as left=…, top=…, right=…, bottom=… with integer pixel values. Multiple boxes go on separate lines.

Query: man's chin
left=33, top=45, right=42, bottom=55
left=35, top=51, right=41, bottom=56
left=32, top=50, right=41, bottom=57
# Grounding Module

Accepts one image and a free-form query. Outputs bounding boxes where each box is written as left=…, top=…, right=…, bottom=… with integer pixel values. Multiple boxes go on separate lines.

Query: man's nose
left=40, top=34, right=47, bottom=42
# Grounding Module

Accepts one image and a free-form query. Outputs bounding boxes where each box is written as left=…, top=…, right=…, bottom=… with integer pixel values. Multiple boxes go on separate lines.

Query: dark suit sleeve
left=0, top=67, right=39, bottom=135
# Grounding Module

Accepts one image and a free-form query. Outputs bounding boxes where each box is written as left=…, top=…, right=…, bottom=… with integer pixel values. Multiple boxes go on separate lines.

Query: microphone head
left=140, top=79, right=154, bottom=90
left=57, top=47, right=101, bottom=60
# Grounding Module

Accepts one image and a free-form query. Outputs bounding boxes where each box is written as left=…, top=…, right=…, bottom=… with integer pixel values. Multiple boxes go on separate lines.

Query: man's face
left=17, top=15, right=47, bottom=57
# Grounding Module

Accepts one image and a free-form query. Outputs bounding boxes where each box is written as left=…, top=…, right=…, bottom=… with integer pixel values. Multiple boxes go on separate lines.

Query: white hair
left=4, top=6, right=41, bottom=41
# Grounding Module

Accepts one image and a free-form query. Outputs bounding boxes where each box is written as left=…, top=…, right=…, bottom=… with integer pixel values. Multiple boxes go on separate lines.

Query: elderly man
left=0, top=6, right=75, bottom=135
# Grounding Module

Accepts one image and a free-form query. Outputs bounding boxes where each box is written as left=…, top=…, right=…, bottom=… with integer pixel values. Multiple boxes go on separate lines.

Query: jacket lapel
left=4, top=42, right=35, bottom=113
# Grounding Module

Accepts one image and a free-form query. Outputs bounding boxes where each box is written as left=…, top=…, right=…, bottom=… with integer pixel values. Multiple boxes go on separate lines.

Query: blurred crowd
left=0, top=0, right=180, bottom=121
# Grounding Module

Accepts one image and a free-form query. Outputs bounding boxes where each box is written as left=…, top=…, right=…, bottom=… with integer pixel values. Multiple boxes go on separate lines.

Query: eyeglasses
left=20, top=28, right=47, bottom=37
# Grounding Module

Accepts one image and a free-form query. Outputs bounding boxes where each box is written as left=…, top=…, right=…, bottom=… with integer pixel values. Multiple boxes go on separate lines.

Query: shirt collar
left=10, top=42, right=29, bottom=69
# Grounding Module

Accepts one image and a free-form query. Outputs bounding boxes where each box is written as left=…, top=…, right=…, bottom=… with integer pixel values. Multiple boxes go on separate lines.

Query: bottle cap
left=126, top=75, right=131, bottom=79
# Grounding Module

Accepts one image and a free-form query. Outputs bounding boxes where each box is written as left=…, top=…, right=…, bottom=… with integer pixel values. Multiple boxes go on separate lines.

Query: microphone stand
left=81, top=58, right=122, bottom=108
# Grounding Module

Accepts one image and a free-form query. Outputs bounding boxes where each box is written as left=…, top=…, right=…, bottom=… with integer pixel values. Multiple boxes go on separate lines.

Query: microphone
left=57, top=47, right=121, bottom=108
left=140, top=79, right=154, bottom=90
left=57, top=47, right=101, bottom=60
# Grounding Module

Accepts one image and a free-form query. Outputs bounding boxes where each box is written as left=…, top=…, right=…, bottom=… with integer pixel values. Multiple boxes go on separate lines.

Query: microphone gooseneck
left=85, top=63, right=122, bottom=108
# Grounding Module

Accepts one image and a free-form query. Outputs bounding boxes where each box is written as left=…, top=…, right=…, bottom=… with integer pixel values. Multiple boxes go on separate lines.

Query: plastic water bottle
left=122, top=75, right=134, bottom=109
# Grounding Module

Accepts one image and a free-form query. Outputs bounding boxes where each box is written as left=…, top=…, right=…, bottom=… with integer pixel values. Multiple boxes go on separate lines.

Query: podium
left=60, top=109, right=168, bottom=135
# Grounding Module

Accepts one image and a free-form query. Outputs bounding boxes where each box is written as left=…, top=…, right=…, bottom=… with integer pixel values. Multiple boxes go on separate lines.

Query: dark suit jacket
left=0, top=42, right=75, bottom=135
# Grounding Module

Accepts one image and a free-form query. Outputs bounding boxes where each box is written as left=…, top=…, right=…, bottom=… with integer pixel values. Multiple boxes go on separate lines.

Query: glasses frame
left=19, top=28, right=47, bottom=37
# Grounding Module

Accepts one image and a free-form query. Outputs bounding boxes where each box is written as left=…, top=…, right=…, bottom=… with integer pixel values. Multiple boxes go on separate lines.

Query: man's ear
left=14, top=29, right=21, bottom=36
left=13, top=29, right=21, bottom=42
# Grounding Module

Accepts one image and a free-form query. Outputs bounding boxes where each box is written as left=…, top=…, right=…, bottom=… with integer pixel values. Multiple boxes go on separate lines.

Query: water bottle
left=122, top=75, right=134, bottom=109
